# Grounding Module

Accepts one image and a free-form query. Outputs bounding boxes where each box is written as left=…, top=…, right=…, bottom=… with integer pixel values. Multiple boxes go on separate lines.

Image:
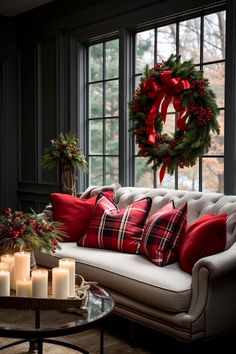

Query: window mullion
left=103, top=42, right=106, bottom=184
left=119, top=29, right=133, bottom=186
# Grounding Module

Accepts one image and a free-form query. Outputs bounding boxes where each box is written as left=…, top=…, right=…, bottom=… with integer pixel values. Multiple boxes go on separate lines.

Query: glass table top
left=0, top=290, right=114, bottom=337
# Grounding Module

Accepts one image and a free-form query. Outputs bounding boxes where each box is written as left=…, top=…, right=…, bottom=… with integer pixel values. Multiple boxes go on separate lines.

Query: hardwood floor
left=0, top=314, right=235, bottom=353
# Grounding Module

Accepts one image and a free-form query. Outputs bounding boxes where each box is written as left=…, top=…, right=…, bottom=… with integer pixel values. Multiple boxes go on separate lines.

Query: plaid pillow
left=140, top=202, right=187, bottom=266
left=77, top=193, right=152, bottom=254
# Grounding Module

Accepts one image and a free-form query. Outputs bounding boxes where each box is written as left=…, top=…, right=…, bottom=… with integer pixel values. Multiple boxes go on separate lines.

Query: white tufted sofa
left=36, top=187, right=236, bottom=343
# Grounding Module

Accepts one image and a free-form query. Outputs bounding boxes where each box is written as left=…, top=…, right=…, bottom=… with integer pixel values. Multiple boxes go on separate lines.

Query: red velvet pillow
left=179, top=213, right=227, bottom=274
left=50, top=191, right=114, bottom=242
left=140, top=202, right=187, bottom=266
left=77, top=193, right=152, bottom=254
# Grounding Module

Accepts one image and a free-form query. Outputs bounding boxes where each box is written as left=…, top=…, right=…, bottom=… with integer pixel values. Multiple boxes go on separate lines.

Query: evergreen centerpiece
left=129, top=54, right=220, bottom=183
left=0, top=208, right=64, bottom=254
left=42, top=132, right=88, bottom=196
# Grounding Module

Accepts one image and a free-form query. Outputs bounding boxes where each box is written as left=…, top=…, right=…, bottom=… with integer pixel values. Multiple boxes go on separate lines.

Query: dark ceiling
left=0, top=0, right=55, bottom=17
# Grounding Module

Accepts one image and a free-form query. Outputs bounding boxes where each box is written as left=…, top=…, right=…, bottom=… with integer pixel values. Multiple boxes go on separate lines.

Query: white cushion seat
left=36, top=242, right=192, bottom=312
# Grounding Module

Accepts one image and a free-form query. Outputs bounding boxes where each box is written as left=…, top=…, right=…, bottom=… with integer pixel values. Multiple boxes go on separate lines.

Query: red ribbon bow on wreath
left=143, top=71, right=191, bottom=145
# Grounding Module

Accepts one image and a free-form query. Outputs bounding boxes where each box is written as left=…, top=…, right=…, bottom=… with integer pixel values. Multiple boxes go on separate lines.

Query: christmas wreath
left=129, top=54, right=220, bottom=183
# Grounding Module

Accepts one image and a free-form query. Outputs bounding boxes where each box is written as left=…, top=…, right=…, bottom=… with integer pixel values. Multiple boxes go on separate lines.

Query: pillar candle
left=0, top=270, right=10, bottom=296
left=16, top=278, right=32, bottom=297
left=1, top=254, right=15, bottom=290
left=14, top=251, right=30, bottom=284
left=32, top=269, right=48, bottom=298
left=59, top=258, right=75, bottom=297
left=1, top=254, right=14, bottom=265
left=52, top=267, right=69, bottom=299
left=0, top=261, right=10, bottom=271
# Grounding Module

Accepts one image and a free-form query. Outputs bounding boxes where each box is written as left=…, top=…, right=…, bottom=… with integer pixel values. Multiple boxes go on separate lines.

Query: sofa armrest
left=186, top=244, right=236, bottom=337
left=193, top=243, right=236, bottom=280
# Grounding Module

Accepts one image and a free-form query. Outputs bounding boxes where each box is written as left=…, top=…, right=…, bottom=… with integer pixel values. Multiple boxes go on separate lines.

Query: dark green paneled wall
left=20, top=45, right=36, bottom=183
left=18, top=37, right=60, bottom=211
left=0, top=18, right=17, bottom=211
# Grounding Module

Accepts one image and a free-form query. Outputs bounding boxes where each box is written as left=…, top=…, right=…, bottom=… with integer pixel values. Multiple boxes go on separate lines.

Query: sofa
left=35, top=185, right=236, bottom=343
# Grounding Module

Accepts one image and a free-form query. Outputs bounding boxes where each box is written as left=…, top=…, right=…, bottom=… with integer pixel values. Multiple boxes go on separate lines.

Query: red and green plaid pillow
left=77, top=193, right=152, bottom=254
left=140, top=202, right=187, bottom=266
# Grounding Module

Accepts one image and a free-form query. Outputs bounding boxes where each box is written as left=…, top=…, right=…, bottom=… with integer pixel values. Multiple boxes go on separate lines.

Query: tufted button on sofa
left=36, top=186, right=236, bottom=343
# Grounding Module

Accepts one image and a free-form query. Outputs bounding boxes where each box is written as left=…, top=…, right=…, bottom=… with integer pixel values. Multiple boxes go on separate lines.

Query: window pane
left=202, top=157, right=224, bottom=192
left=157, top=24, right=176, bottom=62
left=204, top=12, right=225, bottom=62
left=163, top=113, right=175, bottom=134
left=207, top=110, right=224, bottom=155
left=89, top=156, right=103, bottom=185
left=105, top=39, right=119, bottom=79
left=203, top=62, right=225, bottom=108
left=89, top=120, right=103, bottom=154
left=89, top=44, right=103, bottom=81
left=105, top=80, right=119, bottom=117
left=106, top=118, right=119, bottom=154
left=179, top=18, right=200, bottom=63
left=135, top=157, right=153, bottom=187
left=160, top=174, right=175, bottom=189
left=136, top=29, right=155, bottom=74
left=105, top=157, right=119, bottom=184
left=178, top=163, right=199, bottom=191
left=135, top=74, right=142, bottom=89
left=89, top=83, right=103, bottom=118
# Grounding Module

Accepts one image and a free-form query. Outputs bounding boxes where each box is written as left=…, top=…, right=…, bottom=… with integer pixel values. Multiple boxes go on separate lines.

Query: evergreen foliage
left=0, top=208, right=66, bottom=253
left=129, top=54, right=220, bottom=179
left=42, top=132, right=88, bottom=173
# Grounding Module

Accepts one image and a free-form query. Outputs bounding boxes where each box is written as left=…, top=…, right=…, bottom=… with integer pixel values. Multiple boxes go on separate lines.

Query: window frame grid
left=87, top=38, right=120, bottom=186
left=132, top=11, right=225, bottom=192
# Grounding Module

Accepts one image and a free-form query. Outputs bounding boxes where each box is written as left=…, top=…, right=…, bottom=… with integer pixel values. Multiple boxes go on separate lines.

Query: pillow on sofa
left=140, top=202, right=187, bottom=266
left=179, top=213, right=227, bottom=274
left=50, top=191, right=114, bottom=242
left=77, top=193, right=152, bottom=254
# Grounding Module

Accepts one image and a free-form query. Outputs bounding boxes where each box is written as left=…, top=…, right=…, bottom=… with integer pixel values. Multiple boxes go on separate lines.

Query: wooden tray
left=0, top=274, right=90, bottom=311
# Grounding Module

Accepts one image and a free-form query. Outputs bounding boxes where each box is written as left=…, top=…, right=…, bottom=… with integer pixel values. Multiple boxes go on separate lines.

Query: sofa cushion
left=35, top=242, right=192, bottom=313
left=50, top=191, right=114, bottom=242
left=140, top=202, right=187, bottom=266
left=77, top=193, right=152, bottom=254
left=179, top=213, right=227, bottom=273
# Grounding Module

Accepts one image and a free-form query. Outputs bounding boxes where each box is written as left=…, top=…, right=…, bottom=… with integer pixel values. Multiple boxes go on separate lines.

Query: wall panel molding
left=0, top=61, right=5, bottom=210
left=37, top=37, right=58, bottom=186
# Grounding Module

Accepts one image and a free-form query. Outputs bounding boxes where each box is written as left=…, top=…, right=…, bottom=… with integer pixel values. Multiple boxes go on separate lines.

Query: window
left=87, top=39, right=119, bottom=185
left=86, top=9, right=225, bottom=193
left=133, top=11, right=225, bottom=192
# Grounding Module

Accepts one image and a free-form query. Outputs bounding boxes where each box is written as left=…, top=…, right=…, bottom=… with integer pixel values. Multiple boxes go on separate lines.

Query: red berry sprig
left=190, top=79, right=208, bottom=97
left=189, top=104, right=212, bottom=126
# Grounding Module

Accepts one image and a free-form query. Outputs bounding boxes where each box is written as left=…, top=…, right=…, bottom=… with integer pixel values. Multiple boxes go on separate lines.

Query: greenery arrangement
left=129, top=54, right=220, bottom=183
left=42, top=132, right=88, bottom=173
left=0, top=208, right=65, bottom=253
left=42, top=132, right=88, bottom=195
